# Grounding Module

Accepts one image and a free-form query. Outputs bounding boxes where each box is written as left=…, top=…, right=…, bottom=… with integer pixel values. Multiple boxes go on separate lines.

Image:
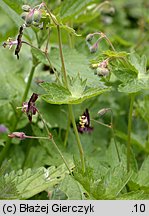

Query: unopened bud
left=98, top=108, right=111, bottom=116
left=25, top=10, right=34, bottom=25
left=21, top=12, right=29, bottom=20
left=33, top=9, right=41, bottom=23
left=22, top=5, right=31, bottom=12
left=96, top=67, right=110, bottom=76
left=86, top=34, right=93, bottom=42
left=89, top=42, right=98, bottom=53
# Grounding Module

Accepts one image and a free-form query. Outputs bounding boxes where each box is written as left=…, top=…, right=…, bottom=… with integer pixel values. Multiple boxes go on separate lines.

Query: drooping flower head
left=8, top=132, right=26, bottom=140
left=3, top=26, right=24, bottom=59
left=22, top=93, right=38, bottom=122
left=77, top=109, right=93, bottom=134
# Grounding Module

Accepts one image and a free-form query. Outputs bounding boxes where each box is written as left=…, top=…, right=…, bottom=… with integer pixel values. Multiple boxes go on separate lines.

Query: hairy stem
left=21, top=64, right=37, bottom=104
left=64, top=115, right=71, bottom=147
left=110, top=111, right=121, bottom=162
left=56, top=24, right=85, bottom=173
left=38, top=111, right=72, bottom=174
left=127, top=93, right=135, bottom=172
left=57, top=25, right=68, bottom=87
left=68, top=105, right=85, bottom=173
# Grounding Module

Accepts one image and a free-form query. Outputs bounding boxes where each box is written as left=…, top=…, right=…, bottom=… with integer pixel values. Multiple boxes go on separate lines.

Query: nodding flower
left=3, top=26, right=24, bottom=59
left=22, top=93, right=38, bottom=122
left=2, top=38, right=18, bottom=49
left=8, top=132, right=26, bottom=140
left=77, top=109, right=93, bottom=134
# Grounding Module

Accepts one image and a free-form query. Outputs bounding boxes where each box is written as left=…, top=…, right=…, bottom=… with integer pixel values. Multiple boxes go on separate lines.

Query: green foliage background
left=0, top=0, right=149, bottom=200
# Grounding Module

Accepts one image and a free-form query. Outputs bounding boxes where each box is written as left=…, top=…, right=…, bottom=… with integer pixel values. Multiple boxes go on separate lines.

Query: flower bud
left=98, top=108, right=111, bottom=116
left=21, top=12, right=29, bottom=20
left=96, top=67, right=110, bottom=76
left=22, top=5, right=31, bottom=12
left=8, top=132, right=26, bottom=140
left=89, top=42, right=98, bottom=53
left=33, top=9, right=41, bottom=23
left=25, top=10, right=34, bottom=25
left=86, top=34, right=93, bottom=42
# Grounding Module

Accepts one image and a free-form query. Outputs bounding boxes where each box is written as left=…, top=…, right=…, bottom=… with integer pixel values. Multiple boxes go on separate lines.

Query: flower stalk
left=127, top=93, right=135, bottom=172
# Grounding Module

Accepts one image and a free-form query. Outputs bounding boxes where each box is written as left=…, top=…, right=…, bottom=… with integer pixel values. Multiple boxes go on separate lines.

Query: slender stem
left=147, top=123, right=149, bottom=150
left=68, top=105, right=85, bottom=173
left=38, top=111, right=72, bottom=174
left=64, top=23, right=73, bottom=148
left=0, top=64, right=37, bottom=166
left=93, top=1, right=112, bottom=13
left=50, top=137, right=72, bottom=174
left=21, top=64, right=37, bottom=104
left=44, top=4, right=58, bottom=26
left=64, top=115, right=71, bottom=147
left=25, top=136, right=49, bottom=139
left=45, top=28, right=50, bottom=53
left=111, top=127, right=121, bottom=162
left=68, top=20, right=74, bottom=49
left=91, top=119, right=111, bottom=128
left=110, top=110, right=121, bottom=162
left=37, top=111, right=51, bottom=136
left=56, top=23, right=85, bottom=172
left=44, top=52, right=60, bottom=82
left=22, top=41, right=42, bottom=52
left=104, top=35, right=116, bottom=51
left=57, top=25, right=68, bottom=87
left=92, top=109, right=121, bottom=162
left=9, top=101, right=18, bottom=118
left=127, top=93, right=135, bottom=172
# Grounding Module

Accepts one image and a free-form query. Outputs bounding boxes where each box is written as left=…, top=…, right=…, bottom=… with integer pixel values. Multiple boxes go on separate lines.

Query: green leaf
left=112, top=54, right=149, bottom=93
left=40, top=75, right=109, bottom=104
left=103, top=165, right=133, bottom=198
left=0, top=0, right=35, bottom=41
left=129, top=54, right=147, bottom=76
left=118, top=191, right=149, bottom=200
left=137, top=156, right=149, bottom=186
left=0, top=0, right=23, bottom=26
left=118, top=79, right=149, bottom=94
left=32, top=47, right=105, bottom=88
left=0, top=163, right=19, bottom=199
left=60, top=0, right=95, bottom=21
left=60, top=175, right=87, bottom=200
left=0, top=72, right=25, bottom=106
left=60, top=24, right=81, bottom=36
left=4, top=164, right=71, bottom=199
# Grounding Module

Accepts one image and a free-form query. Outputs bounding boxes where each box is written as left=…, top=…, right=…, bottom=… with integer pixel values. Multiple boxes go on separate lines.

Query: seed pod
left=33, top=9, right=41, bottom=23
left=21, top=12, right=29, bottom=20
left=22, top=5, right=31, bottom=12
left=96, top=67, right=110, bottom=76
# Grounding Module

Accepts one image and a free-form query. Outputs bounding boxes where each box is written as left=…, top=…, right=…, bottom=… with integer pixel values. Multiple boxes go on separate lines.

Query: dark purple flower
left=22, top=93, right=38, bottom=122
left=77, top=109, right=93, bottom=134
left=3, top=26, right=24, bottom=59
